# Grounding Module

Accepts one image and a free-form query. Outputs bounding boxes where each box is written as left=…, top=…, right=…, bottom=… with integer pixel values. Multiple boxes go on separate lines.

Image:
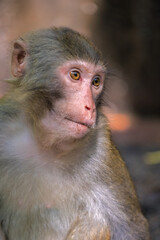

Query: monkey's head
left=11, top=27, right=106, bottom=144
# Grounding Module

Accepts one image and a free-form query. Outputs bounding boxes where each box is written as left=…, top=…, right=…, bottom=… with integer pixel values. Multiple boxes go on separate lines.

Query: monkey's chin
left=65, top=119, right=90, bottom=139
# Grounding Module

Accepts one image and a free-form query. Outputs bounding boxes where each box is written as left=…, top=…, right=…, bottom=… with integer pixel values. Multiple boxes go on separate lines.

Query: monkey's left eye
left=92, top=76, right=101, bottom=88
left=70, top=71, right=80, bottom=80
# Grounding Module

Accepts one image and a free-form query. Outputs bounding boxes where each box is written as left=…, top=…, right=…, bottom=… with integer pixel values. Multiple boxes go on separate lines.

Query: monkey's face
left=40, top=60, right=105, bottom=141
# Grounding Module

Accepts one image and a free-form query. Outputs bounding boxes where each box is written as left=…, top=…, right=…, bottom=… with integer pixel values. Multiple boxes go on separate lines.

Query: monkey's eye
left=70, top=71, right=80, bottom=80
left=92, top=76, right=101, bottom=88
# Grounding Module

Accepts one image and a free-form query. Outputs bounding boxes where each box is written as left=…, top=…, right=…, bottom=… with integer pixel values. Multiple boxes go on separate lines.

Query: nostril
left=85, top=105, right=91, bottom=111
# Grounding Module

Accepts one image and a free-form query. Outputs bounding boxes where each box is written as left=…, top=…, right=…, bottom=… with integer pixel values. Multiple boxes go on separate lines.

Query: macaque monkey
left=0, top=27, right=149, bottom=240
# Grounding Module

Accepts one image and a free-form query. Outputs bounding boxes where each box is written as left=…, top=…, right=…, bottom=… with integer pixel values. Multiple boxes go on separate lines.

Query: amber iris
left=70, top=71, right=80, bottom=80
left=92, top=76, right=100, bottom=87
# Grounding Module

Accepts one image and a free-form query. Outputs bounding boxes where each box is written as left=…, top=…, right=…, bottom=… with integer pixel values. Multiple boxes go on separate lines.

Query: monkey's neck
left=50, top=139, right=81, bottom=157
left=36, top=130, right=90, bottom=158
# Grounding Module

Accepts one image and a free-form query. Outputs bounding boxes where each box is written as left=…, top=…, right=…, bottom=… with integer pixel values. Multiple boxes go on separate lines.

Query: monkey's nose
left=82, top=105, right=96, bottom=127
left=85, top=105, right=96, bottom=114
left=85, top=105, right=91, bottom=111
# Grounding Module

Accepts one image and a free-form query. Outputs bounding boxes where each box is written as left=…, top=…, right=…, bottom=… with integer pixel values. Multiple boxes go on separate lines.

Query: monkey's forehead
left=57, top=59, right=106, bottom=73
left=20, top=27, right=103, bottom=65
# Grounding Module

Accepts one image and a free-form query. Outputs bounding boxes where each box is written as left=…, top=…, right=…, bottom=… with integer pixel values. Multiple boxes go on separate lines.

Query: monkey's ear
left=11, top=38, right=28, bottom=78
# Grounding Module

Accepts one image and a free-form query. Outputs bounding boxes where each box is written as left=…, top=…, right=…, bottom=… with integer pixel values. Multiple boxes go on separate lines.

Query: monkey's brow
left=99, top=69, right=107, bottom=74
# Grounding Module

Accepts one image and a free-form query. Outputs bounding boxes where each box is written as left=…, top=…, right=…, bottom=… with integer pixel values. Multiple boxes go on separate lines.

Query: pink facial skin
left=41, top=60, right=106, bottom=141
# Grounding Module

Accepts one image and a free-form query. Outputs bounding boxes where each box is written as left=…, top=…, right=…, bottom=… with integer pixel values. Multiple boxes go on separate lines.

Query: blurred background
left=0, top=0, right=160, bottom=238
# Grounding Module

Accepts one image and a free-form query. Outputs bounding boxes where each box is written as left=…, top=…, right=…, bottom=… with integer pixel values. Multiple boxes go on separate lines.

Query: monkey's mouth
left=64, top=117, right=92, bottom=128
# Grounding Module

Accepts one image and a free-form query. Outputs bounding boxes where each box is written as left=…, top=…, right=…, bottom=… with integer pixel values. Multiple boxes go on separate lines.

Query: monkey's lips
left=64, top=117, right=93, bottom=137
left=64, top=117, right=93, bottom=128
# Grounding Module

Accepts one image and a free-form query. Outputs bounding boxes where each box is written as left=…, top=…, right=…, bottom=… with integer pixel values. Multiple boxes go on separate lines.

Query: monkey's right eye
left=70, top=71, right=80, bottom=80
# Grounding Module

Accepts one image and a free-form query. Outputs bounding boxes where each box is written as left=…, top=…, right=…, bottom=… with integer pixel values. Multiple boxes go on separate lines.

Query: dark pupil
left=94, top=78, right=99, bottom=85
left=74, top=72, right=78, bottom=77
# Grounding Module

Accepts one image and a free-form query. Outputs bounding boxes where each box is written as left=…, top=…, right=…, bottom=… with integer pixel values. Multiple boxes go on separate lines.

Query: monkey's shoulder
left=105, top=140, right=141, bottom=206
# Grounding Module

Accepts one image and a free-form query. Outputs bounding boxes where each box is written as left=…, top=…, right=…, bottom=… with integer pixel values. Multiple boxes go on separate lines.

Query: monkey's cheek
left=40, top=111, right=91, bottom=140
